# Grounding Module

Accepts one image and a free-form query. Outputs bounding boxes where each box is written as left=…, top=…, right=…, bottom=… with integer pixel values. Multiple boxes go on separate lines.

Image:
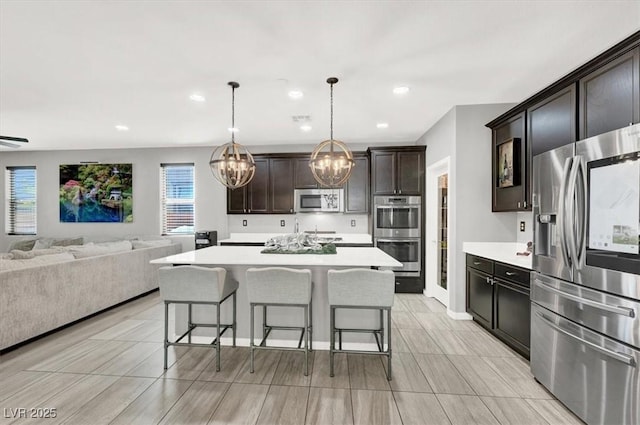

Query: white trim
left=425, top=157, right=450, bottom=307
left=446, top=310, right=473, bottom=320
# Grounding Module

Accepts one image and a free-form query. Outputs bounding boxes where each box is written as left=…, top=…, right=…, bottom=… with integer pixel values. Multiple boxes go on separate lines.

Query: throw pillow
left=33, top=238, right=55, bottom=250
left=10, top=250, right=35, bottom=259
left=7, top=239, right=37, bottom=252
left=51, top=237, right=84, bottom=247
left=132, top=239, right=172, bottom=249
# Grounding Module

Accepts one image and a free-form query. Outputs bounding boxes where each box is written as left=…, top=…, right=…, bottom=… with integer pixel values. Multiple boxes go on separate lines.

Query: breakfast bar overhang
left=151, top=246, right=402, bottom=349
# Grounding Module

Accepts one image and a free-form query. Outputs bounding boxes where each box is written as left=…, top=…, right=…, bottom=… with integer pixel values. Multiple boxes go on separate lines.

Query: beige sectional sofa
left=0, top=240, right=181, bottom=351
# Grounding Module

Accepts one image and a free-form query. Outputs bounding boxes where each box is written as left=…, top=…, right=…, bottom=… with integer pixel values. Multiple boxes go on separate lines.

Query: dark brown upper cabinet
left=528, top=84, right=577, bottom=157
left=270, top=158, right=294, bottom=213
left=294, top=157, right=318, bottom=189
left=227, top=156, right=294, bottom=214
left=369, top=147, right=425, bottom=196
left=579, top=47, right=640, bottom=139
left=344, top=154, right=369, bottom=213
left=492, top=112, right=529, bottom=212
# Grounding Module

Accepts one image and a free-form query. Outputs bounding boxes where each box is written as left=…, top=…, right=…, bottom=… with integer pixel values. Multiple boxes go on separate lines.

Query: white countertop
left=151, top=245, right=401, bottom=268
left=462, top=242, right=532, bottom=269
left=219, top=232, right=373, bottom=245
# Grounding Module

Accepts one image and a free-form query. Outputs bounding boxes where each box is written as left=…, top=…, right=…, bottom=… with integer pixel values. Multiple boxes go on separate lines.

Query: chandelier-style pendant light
left=309, top=77, right=355, bottom=188
left=209, top=82, right=256, bottom=189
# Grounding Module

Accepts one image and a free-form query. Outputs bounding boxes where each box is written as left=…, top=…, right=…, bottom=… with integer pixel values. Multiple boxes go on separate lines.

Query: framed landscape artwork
left=59, top=163, right=133, bottom=223
left=497, top=138, right=519, bottom=188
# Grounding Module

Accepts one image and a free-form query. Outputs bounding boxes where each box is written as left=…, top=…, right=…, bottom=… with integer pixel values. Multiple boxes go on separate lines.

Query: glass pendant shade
left=309, top=77, right=355, bottom=188
left=309, top=139, right=355, bottom=188
left=209, top=81, right=256, bottom=189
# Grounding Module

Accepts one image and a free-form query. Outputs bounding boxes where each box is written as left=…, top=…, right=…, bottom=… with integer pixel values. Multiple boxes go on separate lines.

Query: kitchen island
left=151, top=245, right=401, bottom=349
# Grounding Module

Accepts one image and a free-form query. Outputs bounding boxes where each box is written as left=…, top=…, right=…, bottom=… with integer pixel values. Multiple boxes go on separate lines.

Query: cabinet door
left=466, top=267, right=494, bottom=329
left=528, top=84, right=577, bottom=157
left=247, top=158, right=269, bottom=213
left=270, top=158, right=294, bottom=213
left=494, top=279, right=530, bottom=358
left=294, top=157, right=318, bottom=189
left=227, top=187, right=246, bottom=214
left=580, top=47, right=640, bottom=139
left=492, top=111, right=529, bottom=212
left=344, top=155, right=369, bottom=213
left=371, top=151, right=395, bottom=195
left=396, top=151, right=423, bottom=195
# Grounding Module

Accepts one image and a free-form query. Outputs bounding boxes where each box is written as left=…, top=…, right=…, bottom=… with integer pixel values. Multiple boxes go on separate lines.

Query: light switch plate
left=350, top=220, right=356, bottom=227
left=242, top=220, right=247, bottom=227
left=280, top=220, right=285, bottom=227
left=519, top=221, right=525, bottom=232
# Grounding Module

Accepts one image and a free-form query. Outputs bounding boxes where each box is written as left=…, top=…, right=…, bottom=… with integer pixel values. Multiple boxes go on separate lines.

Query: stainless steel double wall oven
left=531, top=124, right=640, bottom=425
left=373, top=196, right=421, bottom=276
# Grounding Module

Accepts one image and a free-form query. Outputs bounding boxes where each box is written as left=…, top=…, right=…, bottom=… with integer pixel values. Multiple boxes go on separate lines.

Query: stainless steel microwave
left=294, top=189, right=344, bottom=213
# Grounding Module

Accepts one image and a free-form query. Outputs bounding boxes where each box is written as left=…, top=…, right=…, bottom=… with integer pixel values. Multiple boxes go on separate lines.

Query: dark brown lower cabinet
left=466, top=254, right=530, bottom=359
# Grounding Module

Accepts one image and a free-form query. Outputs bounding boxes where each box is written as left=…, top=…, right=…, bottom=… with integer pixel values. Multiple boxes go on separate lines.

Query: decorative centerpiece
left=261, top=233, right=337, bottom=254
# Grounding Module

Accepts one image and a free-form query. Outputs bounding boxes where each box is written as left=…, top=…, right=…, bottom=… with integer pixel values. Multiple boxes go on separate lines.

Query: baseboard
left=446, top=310, right=473, bottom=320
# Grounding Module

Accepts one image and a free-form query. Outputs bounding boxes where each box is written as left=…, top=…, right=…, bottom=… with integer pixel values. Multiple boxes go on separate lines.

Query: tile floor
left=0, top=292, right=584, bottom=424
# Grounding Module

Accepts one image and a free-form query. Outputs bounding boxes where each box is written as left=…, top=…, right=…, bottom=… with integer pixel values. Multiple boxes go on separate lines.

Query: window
left=160, top=163, right=194, bottom=235
left=5, top=166, right=37, bottom=235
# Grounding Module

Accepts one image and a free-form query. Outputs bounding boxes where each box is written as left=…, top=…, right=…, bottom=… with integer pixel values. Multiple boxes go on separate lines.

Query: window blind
left=6, top=166, right=37, bottom=235
left=160, top=163, right=194, bottom=235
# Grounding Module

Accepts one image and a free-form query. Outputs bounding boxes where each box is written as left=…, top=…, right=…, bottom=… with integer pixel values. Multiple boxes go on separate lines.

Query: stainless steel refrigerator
left=531, top=124, right=640, bottom=425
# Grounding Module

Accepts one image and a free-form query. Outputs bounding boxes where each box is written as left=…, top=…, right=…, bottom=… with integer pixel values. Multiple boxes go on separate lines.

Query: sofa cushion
left=95, top=240, right=133, bottom=252
left=132, top=239, right=172, bottom=249
left=68, top=240, right=132, bottom=259
left=0, top=252, right=75, bottom=271
left=0, top=253, right=14, bottom=260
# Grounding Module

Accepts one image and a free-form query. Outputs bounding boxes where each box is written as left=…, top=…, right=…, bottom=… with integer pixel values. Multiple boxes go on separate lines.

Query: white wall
left=417, top=103, right=517, bottom=316
left=0, top=146, right=227, bottom=252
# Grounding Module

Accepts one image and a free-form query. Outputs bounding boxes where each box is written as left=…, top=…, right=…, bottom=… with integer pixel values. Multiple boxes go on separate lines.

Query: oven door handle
left=535, top=311, right=636, bottom=366
left=376, top=239, right=420, bottom=243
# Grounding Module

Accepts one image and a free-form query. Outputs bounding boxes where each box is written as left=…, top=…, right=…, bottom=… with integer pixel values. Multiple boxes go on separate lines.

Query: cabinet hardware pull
left=517, top=202, right=521, bottom=208
left=523, top=201, right=527, bottom=208
left=473, top=261, right=481, bottom=265
left=505, top=271, right=517, bottom=276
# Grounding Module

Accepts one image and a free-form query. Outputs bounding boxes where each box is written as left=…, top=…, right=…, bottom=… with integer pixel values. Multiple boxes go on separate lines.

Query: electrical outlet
left=280, top=220, right=285, bottom=227
left=242, top=220, right=247, bottom=227
left=520, top=221, right=525, bottom=232
left=350, top=219, right=356, bottom=227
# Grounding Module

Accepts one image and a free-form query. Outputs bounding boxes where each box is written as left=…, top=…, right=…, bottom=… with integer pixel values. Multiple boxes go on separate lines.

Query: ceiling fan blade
left=0, top=135, right=29, bottom=143
left=0, top=140, right=21, bottom=148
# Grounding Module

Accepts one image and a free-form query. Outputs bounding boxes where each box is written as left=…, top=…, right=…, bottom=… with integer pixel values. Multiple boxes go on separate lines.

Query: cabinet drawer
left=466, top=254, right=494, bottom=274
left=494, top=263, right=530, bottom=288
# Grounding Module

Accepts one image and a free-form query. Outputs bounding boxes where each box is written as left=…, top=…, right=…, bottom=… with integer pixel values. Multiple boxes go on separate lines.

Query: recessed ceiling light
left=300, top=124, right=312, bottom=132
left=393, top=86, right=410, bottom=95
left=376, top=122, right=389, bottom=129
left=288, top=90, right=304, bottom=99
left=115, top=125, right=129, bottom=131
left=189, top=93, right=206, bottom=102
left=228, top=127, right=239, bottom=133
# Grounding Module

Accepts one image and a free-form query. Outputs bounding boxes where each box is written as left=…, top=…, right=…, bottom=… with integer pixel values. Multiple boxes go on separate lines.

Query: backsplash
left=517, top=211, right=533, bottom=244
left=227, top=214, right=370, bottom=235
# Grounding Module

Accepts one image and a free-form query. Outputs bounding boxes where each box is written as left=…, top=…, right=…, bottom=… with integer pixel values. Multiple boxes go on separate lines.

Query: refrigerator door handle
left=535, top=311, right=636, bottom=366
left=574, top=157, right=587, bottom=269
left=533, top=278, right=636, bottom=317
left=567, top=156, right=580, bottom=270
left=557, top=157, right=573, bottom=267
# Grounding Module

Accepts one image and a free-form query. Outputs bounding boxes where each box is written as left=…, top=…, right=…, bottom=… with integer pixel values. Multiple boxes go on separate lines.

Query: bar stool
left=245, top=267, right=313, bottom=376
left=327, top=268, right=395, bottom=380
left=158, top=265, right=238, bottom=372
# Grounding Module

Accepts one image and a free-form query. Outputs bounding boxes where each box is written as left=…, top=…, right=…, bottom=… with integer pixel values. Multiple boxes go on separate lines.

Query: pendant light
left=309, top=77, right=355, bottom=188
left=209, top=82, right=256, bottom=189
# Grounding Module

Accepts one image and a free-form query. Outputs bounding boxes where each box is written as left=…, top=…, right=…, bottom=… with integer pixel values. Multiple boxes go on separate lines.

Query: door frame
left=425, top=157, right=450, bottom=307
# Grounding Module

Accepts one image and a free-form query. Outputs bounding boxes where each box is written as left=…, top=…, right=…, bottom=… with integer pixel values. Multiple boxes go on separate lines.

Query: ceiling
left=1, top=1, right=639, bottom=151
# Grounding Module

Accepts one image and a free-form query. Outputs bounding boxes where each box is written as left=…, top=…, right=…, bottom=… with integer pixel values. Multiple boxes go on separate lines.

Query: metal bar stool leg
left=163, top=301, right=169, bottom=370
left=232, top=291, right=237, bottom=347
left=330, top=306, right=335, bottom=377
left=309, top=299, right=313, bottom=352
left=216, top=302, right=221, bottom=372
left=188, top=303, right=192, bottom=344
left=387, top=308, right=392, bottom=381
left=250, top=303, right=255, bottom=373
left=304, top=305, right=309, bottom=376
